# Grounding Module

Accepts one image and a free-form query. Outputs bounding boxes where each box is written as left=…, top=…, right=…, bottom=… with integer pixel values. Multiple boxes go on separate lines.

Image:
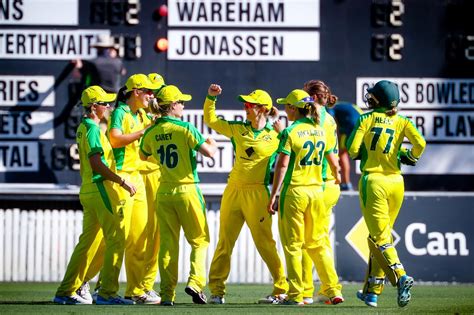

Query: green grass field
left=0, top=282, right=473, bottom=314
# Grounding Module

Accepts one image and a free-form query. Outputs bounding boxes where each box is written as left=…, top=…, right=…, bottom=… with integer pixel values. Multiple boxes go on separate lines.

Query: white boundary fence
left=0, top=208, right=334, bottom=283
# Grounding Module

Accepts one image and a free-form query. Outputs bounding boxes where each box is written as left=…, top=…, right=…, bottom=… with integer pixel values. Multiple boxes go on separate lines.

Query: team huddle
left=53, top=74, right=426, bottom=307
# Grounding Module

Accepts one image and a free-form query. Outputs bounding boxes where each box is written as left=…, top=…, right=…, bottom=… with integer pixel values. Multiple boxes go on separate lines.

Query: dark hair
left=303, top=80, right=338, bottom=108
left=385, top=107, right=398, bottom=116
left=268, top=106, right=279, bottom=119
left=115, top=86, right=132, bottom=107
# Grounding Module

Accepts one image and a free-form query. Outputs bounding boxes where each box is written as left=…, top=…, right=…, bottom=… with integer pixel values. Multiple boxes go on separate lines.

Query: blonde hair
left=296, top=103, right=320, bottom=125
left=148, top=98, right=171, bottom=116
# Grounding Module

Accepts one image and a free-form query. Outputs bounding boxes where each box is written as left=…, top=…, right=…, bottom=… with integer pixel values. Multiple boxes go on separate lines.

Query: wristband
left=207, top=95, right=217, bottom=101
left=120, top=178, right=125, bottom=187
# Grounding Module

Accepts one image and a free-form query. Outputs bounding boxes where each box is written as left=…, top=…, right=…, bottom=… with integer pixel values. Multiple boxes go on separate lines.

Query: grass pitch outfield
left=0, top=282, right=473, bottom=314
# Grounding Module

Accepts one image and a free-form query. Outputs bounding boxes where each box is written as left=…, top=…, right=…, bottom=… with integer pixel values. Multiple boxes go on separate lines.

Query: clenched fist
left=208, top=84, right=222, bottom=96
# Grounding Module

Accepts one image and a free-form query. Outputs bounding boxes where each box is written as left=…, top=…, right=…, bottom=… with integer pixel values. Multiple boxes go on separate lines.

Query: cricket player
left=140, top=85, right=217, bottom=306
left=267, top=89, right=341, bottom=305
left=135, top=73, right=167, bottom=301
left=107, top=74, right=162, bottom=304
left=347, top=80, right=426, bottom=307
left=204, top=84, right=289, bottom=305
left=300, top=80, right=344, bottom=305
left=54, top=86, right=136, bottom=305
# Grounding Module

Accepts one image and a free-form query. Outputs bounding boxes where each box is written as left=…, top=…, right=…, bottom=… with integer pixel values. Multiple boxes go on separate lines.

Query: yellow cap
left=148, top=73, right=166, bottom=87
left=277, top=89, right=314, bottom=108
left=238, top=89, right=272, bottom=110
left=125, top=74, right=162, bottom=92
left=81, top=85, right=116, bottom=106
left=156, top=85, right=192, bottom=105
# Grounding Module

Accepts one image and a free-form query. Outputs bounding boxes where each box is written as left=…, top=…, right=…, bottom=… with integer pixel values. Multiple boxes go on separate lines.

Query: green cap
left=238, top=89, right=272, bottom=111
left=81, top=85, right=116, bottom=106
left=156, top=85, right=192, bottom=105
left=276, top=89, right=314, bottom=108
left=367, top=80, right=400, bottom=108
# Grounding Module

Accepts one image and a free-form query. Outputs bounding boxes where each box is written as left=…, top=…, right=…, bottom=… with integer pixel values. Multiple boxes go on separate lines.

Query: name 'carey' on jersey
left=155, top=133, right=173, bottom=141
left=297, top=129, right=324, bottom=138
left=375, top=117, right=394, bottom=125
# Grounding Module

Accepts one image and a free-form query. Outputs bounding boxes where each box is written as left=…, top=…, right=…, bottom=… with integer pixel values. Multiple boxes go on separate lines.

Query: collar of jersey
left=117, top=101, right=132, bottom=113
left=244, top=120, right=272, bottom=132
left=155, top=116, right=181, bottom=123
left=83, top=117, right=99, bottom=126
left=373, top=107, right=389, bottom=113
left=292, top=116, right=314, bottom=125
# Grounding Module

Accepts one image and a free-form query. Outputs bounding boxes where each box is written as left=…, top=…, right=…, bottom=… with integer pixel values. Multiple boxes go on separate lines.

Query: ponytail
left=385, top=107, right=398, bottom=116
left=297, top=103, right=320, bottom=125
left=303, top=79, right=338, bottom=108
left=115, top=86, right=127, bottom=107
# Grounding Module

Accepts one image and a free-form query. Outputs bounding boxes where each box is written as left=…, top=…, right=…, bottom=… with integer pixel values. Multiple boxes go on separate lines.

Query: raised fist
left=208, top=84, right=222, bottom=96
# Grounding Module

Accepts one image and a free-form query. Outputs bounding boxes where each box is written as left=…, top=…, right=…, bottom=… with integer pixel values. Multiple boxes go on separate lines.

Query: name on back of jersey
left=155, top=133, right=173, bottom=141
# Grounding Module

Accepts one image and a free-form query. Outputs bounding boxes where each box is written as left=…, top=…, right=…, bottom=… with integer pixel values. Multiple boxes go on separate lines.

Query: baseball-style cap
left=367, top=80, right=400, bottom=108
left=148, top=73, right=166, bottom=88
left=237, top=89, right=272, bottom=111
left=276, top=89, right=314, bottom=108
left=156, top=85, right=192, bottom=105
left=125, top=74, right=162, bottom=93
left=81, top=85, right=116, bottom=106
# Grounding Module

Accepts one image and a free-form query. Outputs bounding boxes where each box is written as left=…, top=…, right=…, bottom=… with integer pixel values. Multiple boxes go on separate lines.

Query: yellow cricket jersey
left=140, top=116, right=206, bottom=184
left=137, top=109, right=160, bottom=174
left=278, top=117, right=329, bottom=186
left=203, top=97, right=279, bottom=185
left=320, top=107, right=338, bottom=182
left=109, top=102, right=147, bottom=172
left=76, top=117, right=115, bottom=186
left=346, top=110, right=426, bottom=174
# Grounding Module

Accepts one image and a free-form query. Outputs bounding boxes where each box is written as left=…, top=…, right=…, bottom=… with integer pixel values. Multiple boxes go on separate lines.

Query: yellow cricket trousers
left=209, top=183, right=288, bottom=297
left=360, top=172, right=405, bottom=294
left=157, top=183, right=210, bottom=302
left=140, top=169, right=161, bottom=292
left=279, top=184, right=325, bottom=303
left=56, top=180, right=131, bottom=298
left=302, top=181, right=342, bottom=298
left=120, top=171, right=148, bottom=297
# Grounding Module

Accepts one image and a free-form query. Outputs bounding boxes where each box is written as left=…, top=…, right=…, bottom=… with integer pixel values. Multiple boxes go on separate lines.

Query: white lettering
left=405, top=223, right=427, bottom=256
left=445, top=232, right=470, bottom=256
left=405, top=223, right=470, bottom=256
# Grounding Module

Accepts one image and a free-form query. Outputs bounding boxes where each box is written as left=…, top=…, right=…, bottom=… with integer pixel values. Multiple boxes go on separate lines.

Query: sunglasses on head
left=244, top=102, right=257, bottom=109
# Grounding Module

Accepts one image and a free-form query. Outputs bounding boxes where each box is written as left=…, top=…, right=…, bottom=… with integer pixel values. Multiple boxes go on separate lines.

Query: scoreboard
left=0, top=0, right=473, bottom=191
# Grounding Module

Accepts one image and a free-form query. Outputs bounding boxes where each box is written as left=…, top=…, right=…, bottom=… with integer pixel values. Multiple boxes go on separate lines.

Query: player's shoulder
left=228, top=120, right=247, bottom=126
